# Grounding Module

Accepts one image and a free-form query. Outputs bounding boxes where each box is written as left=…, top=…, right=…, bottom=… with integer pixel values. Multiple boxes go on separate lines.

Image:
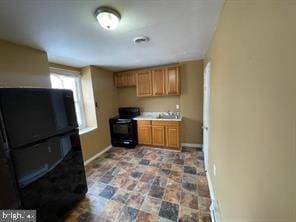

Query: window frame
left=49, top=67, right=87, bottom=130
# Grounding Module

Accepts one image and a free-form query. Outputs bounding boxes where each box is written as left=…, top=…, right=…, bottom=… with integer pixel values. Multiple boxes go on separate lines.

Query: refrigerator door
left=0, top=129, right=20, bottom=209
left=51, top=89, right=77, bottom=132
left=11, top=131, right=87, bottom=222
left=0, top=88, right=78, bottom=148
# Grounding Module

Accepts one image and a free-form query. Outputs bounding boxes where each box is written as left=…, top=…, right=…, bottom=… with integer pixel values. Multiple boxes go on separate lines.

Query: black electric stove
left=109, top=107, right=140, bottom=148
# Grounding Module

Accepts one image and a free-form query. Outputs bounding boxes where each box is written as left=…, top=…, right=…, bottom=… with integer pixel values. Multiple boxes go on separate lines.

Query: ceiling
left=0, top=0, right=224, bottom=71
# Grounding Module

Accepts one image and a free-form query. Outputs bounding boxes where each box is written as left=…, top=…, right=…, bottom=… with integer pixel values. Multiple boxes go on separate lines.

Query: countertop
left=133, top=112, right=182, bottom=121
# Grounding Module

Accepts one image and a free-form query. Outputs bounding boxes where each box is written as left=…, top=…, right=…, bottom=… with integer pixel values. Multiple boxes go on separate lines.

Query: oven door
left=110, top=119, right=133, bottom=140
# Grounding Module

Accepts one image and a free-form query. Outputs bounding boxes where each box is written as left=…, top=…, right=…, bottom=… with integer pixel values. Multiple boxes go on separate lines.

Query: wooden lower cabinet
left=137, top=120, right=180, bottom=150
left=138, top=125, right=152, bottom=145
left=152, top=125, right=165, bottom=146
left=166, top=125, right=180, bottom=149
left=137, top=121, right=152, bottom=145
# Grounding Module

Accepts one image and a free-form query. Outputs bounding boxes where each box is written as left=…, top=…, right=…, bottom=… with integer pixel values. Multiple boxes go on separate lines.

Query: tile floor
left=65, top=146, right=211, bottom=222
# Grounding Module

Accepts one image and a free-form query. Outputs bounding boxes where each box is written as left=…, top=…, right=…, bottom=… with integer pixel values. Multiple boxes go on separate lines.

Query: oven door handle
left=115, top=121, right=131, bottom=124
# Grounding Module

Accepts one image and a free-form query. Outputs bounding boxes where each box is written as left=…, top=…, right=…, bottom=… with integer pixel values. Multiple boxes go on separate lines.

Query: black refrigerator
left=0, top=88, right=87, bottom=221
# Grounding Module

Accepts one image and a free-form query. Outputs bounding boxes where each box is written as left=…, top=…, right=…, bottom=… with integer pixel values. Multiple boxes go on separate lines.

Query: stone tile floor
left=65, top=146, right=211, bottom=222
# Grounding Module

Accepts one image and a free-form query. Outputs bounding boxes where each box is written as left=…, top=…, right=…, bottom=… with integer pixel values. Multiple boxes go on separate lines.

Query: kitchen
left=1, top=0, right=295, bottom=222
left=0, top=1, right=217, bottom=222
left=109, top=62, right=203, bottom=151
left=0, top=52, right=207, bottom=222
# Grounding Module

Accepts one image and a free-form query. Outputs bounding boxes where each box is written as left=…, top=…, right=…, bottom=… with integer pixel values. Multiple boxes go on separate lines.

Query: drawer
left=137, top=120, right=151, bottom=126
left=152, top=121, right=180, bottom=126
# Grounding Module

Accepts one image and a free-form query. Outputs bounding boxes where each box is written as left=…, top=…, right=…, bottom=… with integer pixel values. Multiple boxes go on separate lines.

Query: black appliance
left=109, top=107, right=140, bottom=148
left=0, top=88, right=87, bottom=222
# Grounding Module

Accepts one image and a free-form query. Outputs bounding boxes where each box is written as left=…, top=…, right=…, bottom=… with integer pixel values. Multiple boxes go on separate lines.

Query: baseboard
left=84, top=145, right=112, bottom=165
left=206, top=172, right=222, bottom=222
left=181, top=143, right=203, bottom=148
left=206, top=171, right=215, bottom=201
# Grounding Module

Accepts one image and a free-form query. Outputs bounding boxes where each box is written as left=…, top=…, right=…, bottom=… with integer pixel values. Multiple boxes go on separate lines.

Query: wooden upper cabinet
left=136, top=70, right=152, bottom=97
left=114, top=72, right=136, bottom=87
left=165, top=66, right=180, bottom=95
left=152, top=68, right=165, bottom=96
left=127, top=72, right=136, bottom=86
left=116, top=64, right=181, bottom=96
left=120, top=73, right=128, bottom=86
left=114, top=73, right=123, bottom=87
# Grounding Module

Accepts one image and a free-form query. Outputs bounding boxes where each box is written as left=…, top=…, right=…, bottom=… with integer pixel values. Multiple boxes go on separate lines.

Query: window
left=50, top=69, right=86, bottom=129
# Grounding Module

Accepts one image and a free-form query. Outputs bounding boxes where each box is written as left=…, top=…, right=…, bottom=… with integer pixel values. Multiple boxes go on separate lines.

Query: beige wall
left=80, top=66, right=119, bottom=160
left=180, top=60, right=203, bottom=144
left=0, top=40, right=50, bottom=87
left=118, top=87, right=179, bottom=112
left=118, top=60, right=204, bottom=144
left=205, top=0, right=296, bottom=221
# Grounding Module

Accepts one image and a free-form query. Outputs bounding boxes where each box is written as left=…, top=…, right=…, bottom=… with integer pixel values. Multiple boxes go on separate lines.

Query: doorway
left=203, top=62, right=211, bottom=172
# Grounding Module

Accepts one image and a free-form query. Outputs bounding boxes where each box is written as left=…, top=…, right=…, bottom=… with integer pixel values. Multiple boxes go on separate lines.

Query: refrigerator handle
left=0, top=107, right=9, bottom=155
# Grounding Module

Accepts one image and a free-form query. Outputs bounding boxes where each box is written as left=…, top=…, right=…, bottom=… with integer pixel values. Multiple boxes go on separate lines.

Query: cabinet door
left=114, top=73, right=123, bottom=87
left=152, top=126, right=165, bottom=147
left=127, top=73, right=136, bottom=86
left=114, top=74, right=120, bottom=87
left=165, top=66, right=180, bottom=95
left=138, top=126, right=152, bottom=145
left=166, top=126, right=180, bottom=149
left=121, top=73, right=128, bottom=86
left=136, top=71, right=152, bottom=97
left=115, top=72, right=136, bottom=87
left=152, top=68, right=165, bottom=96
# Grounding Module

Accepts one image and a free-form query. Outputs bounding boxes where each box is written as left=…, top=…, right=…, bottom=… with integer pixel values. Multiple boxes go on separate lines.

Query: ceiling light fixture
left=95, top=6, right=121, bottom=30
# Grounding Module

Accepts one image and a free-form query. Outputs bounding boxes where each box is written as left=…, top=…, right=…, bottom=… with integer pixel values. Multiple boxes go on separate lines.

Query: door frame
left=203, top=62, right=211, bottom=172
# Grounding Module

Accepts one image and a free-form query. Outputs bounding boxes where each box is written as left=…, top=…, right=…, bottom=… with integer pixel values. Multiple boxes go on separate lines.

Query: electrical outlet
left=213, top=164, right=216, bottom=176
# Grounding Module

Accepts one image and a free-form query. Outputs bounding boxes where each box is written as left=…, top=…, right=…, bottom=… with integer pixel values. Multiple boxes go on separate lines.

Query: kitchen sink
left=157, top=114, right=180, bottom=119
